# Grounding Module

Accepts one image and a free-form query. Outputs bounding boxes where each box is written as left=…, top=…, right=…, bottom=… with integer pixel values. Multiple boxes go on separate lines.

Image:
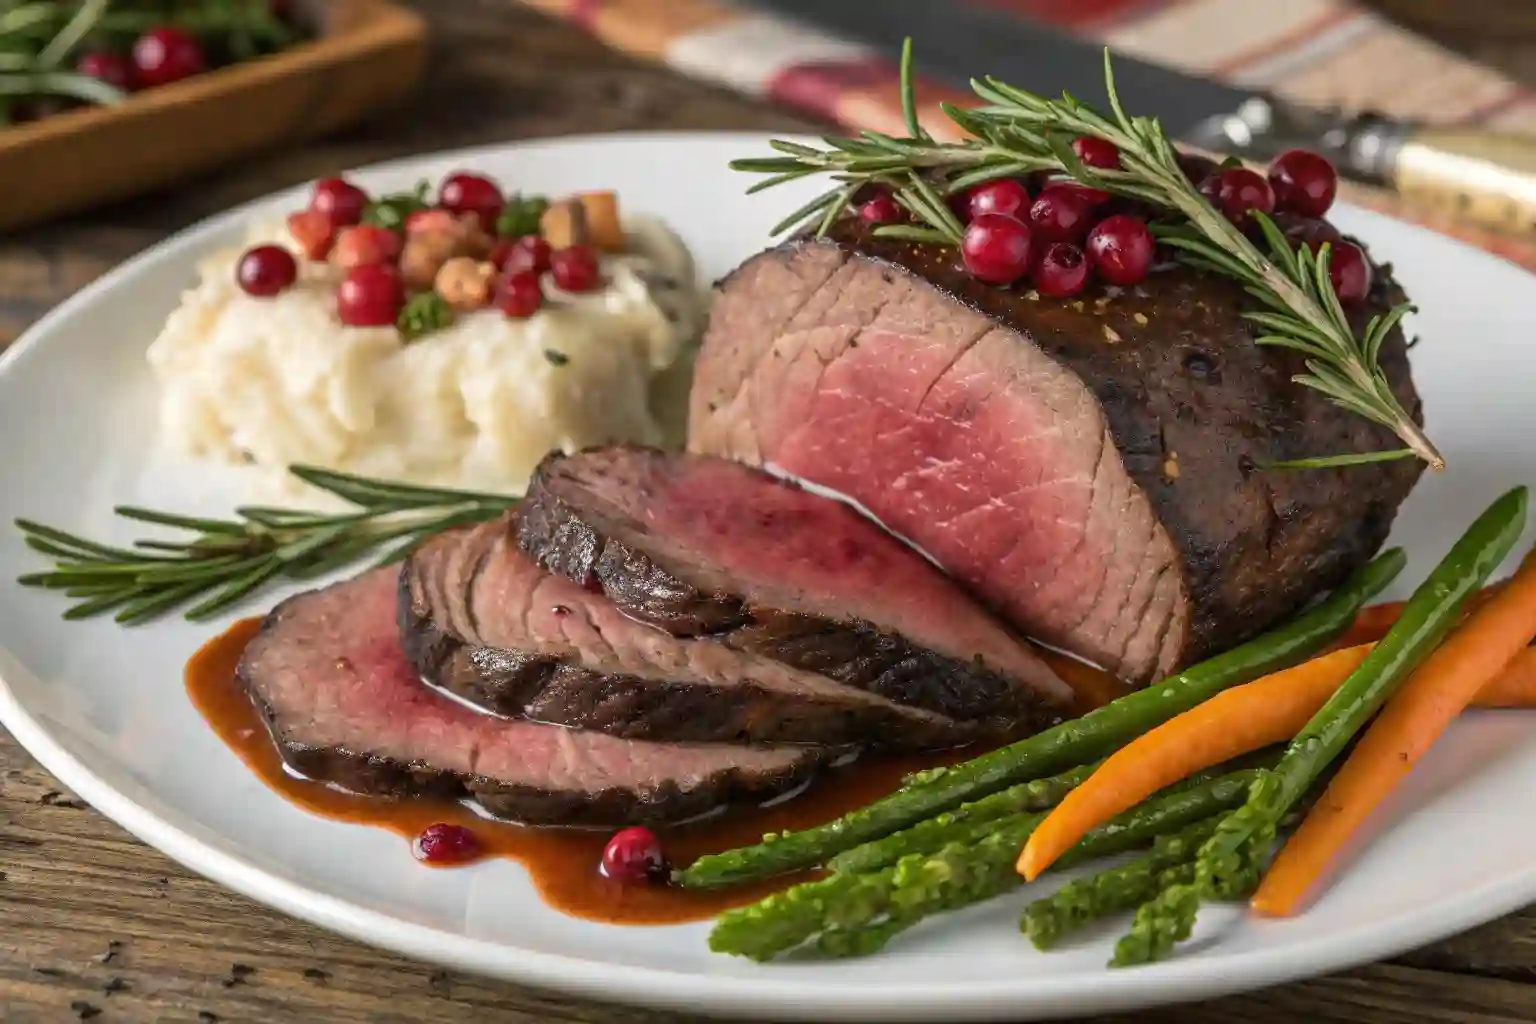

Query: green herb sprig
left=1, top=1, right=300, bottom=122
left=397, top=291, right=453, bottom=341
left=361, top=180, right=431, bottom=231
left=730, top=40, right=1441, bottom=472
left=15, top=466, right=517, bottom=624
left=496, top=194, right=549, bottom=239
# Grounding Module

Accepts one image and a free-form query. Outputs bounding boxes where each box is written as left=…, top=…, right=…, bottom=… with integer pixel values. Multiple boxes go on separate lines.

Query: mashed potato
left=146, top=215, right=705, bottom=499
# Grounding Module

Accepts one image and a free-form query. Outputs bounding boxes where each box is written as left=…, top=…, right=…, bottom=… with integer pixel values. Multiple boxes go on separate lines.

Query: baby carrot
left=1017, top=644, right=1375, bottom=881
left=1470, top=647, right=1536, bottom=707
left=1252, top=547, right=1536, bottom=917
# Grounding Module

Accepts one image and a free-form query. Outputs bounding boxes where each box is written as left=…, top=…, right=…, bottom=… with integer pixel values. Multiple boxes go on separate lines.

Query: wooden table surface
left=4, top=2, right=1536, bottom=1021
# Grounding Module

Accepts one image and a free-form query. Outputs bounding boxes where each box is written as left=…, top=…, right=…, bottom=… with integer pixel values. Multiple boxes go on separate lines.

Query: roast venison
left=399, top=518, right=1003, bottom=748
left=237, top=566, right=821, bottom=826
left=688, top=222, right=1423, bottom=683
left=515, top=446, right=1071, bottom=724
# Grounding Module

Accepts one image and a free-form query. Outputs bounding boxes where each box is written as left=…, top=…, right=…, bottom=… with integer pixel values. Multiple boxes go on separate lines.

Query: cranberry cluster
left=1185, top=148, right=1370, bottom=304
left=234, top=172, right=603, bottom=329
left=860, top=139, right=1370, bottom=306
left=70, top=27, right=207, bottom=97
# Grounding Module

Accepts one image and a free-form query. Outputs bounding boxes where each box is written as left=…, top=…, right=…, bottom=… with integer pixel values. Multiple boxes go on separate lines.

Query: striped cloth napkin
left=519, top=0, right=1536, bottom=271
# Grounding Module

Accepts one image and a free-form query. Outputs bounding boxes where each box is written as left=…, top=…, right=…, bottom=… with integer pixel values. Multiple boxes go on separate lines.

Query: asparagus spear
left=708, top=770, right=1262, bottom=961
left=1020, top=817, right=1218, bottom=950
left=827, top=761, right=1102, bottom=875
left=1194, top=489, right=1526, bottom=908
left=677, top=553, right=1402, bottom=890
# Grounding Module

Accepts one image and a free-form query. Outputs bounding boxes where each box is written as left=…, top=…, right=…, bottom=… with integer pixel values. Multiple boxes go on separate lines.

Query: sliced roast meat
left=238, top=566, right=821, bottom=826
left=688, top=221, right=1423, bottom=683
left=515, top=447, right=1071, bottom=725
left=400, top=518, right=999, bottom=748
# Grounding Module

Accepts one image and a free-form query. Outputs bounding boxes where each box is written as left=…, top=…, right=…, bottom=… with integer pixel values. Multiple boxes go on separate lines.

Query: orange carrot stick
left=1016, top=644, right=1376, bottom=881
left=1332, top=601, right=1407, bottom=649
left=1018, top=637, right=1536, bottom=882
left=1252, top=550, right=1536, bottom=917
left=1470, top=646, right=1536, bottom=707
left=1334, top=585, right=1507, bottom=650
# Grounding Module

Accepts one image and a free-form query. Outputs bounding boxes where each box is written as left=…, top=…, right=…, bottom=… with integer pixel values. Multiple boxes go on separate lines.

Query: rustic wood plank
left=4, top=1, right=1536, bottom=1021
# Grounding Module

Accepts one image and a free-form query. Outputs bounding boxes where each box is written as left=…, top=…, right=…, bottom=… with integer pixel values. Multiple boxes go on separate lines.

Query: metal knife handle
left=1389, top=127, right=1536, bottom=236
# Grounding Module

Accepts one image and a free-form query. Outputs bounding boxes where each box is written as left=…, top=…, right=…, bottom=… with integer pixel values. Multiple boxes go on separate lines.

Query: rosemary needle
left=14, top=465, right=517, bottom=625
left=729, top=39, right=1441, bottom=471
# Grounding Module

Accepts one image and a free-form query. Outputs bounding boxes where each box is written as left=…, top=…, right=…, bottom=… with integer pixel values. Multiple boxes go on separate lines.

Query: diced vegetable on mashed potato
left=146, top=213, right=706, bottom=499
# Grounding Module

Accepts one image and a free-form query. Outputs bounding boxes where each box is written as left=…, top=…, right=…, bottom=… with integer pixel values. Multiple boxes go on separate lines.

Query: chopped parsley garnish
left=497, top=194, right=550, bottom=238
left=361, top=180, right=431, bottom=230
left=398, top=292, right=454, bottom=341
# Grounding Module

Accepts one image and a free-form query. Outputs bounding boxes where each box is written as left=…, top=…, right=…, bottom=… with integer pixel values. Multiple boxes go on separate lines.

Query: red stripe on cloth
left=768, top=59, right=897, bottom=123
left=568, top=0, right=600, bottom=30
left=1462, top=88, right=1533, bottom=125
left=1213, top=8, right=1360, bottom=77
left=965, top=0, right=1172, bottom=32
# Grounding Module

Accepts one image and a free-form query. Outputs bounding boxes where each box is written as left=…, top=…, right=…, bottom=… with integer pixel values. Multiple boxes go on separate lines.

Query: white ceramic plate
left=2, top=134, right=1535, bottom=1023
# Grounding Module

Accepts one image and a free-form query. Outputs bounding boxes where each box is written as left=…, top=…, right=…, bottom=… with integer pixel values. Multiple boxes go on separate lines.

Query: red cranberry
left=488, top=239, right=515, bottom=271
left=234, top=245, right=298, bottom=297
left=961, top=214, right=1033, bottom=285
left=76, top=51, right=135, bottom=91
left=413, top=823, right=481, bottom=865
left=1209, top=167, right=1275, bottom=226
left=496, top=271, right=544, bottom=318
left=1033, top=242, right=1089, bottom=298
left=859, top=194, right=903, bottom=225
left=965, top=179, right=1031, bottom=221
left=285, top=210, right=336, bottom=261
left=494, top=235, right=551, bottom=276
left=1176, top=152, right=1221, bottom=188
left=550, top=244, right=601, bottom=292
left=336, top=264, right=405, bottom=327
left=330, top=225, right=402, bottom=269
left=1086, top=215, right=1156, bottom=287
left=1268, top=149, right=1338, bottom=219
left=311, top=177, right=369, bottom=227
left=438, top=172, right=505, bottom=231
left=1027, top=186, right=1095, bottom=244
left=1072, top=136, right=1121, bottom=171
left=1327, top=241, right=1373, bottom=305
left=1273, top=212, right=1343, bottom=254
left=1044, top=177, right=1109, bottom=206
left=131, top=26, right=205, bottom=89
left=601, top=826, right=666, bottom=884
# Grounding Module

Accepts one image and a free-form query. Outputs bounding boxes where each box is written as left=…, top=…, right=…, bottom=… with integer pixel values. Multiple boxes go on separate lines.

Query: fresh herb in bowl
left=0, top=0, right=305, bottom=126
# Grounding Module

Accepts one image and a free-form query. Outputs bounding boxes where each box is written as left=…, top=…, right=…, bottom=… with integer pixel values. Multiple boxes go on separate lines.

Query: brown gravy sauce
left=188, top=618, right=1125, bottom=927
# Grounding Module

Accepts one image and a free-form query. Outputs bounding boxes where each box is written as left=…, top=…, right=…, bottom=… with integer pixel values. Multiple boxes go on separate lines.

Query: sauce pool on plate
left=189, top=617, right=1050, bottom=925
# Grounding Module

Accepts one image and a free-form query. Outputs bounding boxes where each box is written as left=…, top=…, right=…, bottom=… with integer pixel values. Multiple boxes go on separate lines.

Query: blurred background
left=2, top=0, right=1535, bottom=359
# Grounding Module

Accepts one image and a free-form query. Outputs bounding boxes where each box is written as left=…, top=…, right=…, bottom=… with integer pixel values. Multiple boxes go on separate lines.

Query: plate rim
left=3, top=130, right=1534, bottom=1023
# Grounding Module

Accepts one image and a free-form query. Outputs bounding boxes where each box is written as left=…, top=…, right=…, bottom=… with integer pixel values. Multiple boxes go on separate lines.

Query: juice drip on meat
left=188, top=618, right=984, bottom=926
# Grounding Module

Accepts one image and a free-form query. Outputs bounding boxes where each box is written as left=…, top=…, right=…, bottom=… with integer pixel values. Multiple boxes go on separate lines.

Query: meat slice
left=688, top=223, right=1423, bottom=683
left=515, top=446, right=1072, bottom=725
left=238, top=566, right=820, bottom=826
left=400, top=518, right=994, bottom=748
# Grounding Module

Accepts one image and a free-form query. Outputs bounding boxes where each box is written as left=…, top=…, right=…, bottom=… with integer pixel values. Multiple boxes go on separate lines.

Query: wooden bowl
left=0, top=0, right=428, bottom=234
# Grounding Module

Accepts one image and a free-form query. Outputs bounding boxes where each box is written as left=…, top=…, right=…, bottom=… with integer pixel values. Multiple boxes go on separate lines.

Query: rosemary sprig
left=1, top=1, right=301, bottom=122
left=14, top=466, right=517, bottom=624
left=729, top=40, right=1442, bottom=471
